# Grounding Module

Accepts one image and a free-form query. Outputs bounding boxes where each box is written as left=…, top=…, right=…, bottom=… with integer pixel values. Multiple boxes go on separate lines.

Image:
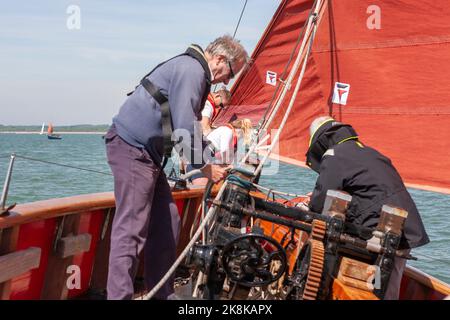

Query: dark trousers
left=384, top=249, right=410, bottom=300
left=105, top=127, right=180, bottom=299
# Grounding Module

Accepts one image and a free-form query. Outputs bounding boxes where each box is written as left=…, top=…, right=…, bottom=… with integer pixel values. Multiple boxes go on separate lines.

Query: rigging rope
left=212, top=0, right=249, bottom=92
left=11, top=154, right=112, bottom=176
left=232, top=0, right=248, bottom=39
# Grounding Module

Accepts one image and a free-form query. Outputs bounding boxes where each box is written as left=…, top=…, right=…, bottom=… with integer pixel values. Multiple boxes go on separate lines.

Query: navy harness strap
left=127, top=45, right=212, bottom=167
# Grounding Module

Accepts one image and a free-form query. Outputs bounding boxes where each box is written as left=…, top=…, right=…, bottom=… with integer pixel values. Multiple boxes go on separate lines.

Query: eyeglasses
left=227, top=61, right=235, bottom=80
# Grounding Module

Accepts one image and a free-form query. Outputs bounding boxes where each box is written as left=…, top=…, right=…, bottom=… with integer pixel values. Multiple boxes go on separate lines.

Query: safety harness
left=128, top=44, right=212, bottom=167
left=206, top=93, right=219, bottom=122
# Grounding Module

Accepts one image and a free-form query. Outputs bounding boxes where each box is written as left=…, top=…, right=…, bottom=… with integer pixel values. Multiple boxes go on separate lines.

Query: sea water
left=0, top=133, right=449, bottom=285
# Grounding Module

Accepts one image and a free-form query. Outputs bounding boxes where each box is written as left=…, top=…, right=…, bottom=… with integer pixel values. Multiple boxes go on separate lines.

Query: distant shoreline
left=0, top=131, right=106, bottom=135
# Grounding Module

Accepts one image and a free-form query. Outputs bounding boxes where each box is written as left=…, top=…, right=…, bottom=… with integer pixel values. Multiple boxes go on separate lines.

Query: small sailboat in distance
left=47, top=123, right=62, bottom=140
left=40, top=123, right=45, bottom=135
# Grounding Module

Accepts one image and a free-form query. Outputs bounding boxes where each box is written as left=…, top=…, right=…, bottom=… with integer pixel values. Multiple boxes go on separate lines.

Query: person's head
left=231, top=118, right=253, bottom=145
left=306, top=116, right=359, bottom=173
left=205, top=35, right=249, bottom=85
left=213, top=86, right=231, bottom=109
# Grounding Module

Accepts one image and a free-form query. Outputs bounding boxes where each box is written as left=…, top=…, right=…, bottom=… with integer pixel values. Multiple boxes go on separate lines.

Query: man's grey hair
left=206, top=34, right=249, bottom=64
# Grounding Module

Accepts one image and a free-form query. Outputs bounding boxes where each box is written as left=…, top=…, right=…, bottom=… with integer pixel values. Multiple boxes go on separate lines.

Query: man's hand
left=304, top=191, right=312, bottom=205
left=200, top=164, right=229, bottom=183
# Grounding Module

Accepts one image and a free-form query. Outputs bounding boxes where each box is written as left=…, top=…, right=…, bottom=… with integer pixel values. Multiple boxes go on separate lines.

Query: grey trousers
left=384, top=249, right=410, bottom=300
left=105, top=127, right=180, bottom=300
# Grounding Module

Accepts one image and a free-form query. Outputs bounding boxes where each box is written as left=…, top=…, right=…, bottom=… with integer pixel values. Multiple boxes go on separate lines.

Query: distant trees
left=0, top=124, right=110, bottom=132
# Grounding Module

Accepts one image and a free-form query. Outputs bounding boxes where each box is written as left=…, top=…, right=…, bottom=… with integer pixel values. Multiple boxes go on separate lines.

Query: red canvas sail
left=215, top=0, right=450, bottom=194
left=47, top=123, right=54, bottom=135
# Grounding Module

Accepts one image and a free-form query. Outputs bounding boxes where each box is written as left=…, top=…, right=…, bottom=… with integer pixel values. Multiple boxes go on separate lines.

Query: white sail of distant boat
left=40, top=123, right=45, bottom=135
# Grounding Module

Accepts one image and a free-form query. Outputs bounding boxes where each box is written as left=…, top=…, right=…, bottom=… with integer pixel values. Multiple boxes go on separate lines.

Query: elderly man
left=104, top=35, right=249, bottom=299
left=305, top=116, right=429, bottom=299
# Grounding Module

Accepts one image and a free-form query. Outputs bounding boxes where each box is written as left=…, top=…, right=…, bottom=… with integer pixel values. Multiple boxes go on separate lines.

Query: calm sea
left=1, top=133, right=449, bottom=284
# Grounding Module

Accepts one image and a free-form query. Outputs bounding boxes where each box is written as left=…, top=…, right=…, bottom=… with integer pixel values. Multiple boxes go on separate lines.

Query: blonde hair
left=231, top=118, right=253, bottom=145
left=215, top=86, right=231, bottom=106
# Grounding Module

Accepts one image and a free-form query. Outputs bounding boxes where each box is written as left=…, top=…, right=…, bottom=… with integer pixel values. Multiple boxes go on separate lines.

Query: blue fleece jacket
left=113, top=54, right=211, bottom=169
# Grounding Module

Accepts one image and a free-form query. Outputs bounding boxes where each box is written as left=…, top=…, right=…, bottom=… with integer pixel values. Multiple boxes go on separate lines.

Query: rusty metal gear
left=311, top=219, right=327, bottom=241
left=302, top=219, right=326, bottom=300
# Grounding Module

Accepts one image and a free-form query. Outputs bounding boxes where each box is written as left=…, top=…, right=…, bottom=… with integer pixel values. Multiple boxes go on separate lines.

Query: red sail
left=215, top=0, right=450, bottom=194
left=47, top=123, right=53, bottom=135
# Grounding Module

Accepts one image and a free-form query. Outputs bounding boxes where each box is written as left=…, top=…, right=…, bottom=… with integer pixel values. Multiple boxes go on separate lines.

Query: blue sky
left=0, top=0, right=280, bottom=125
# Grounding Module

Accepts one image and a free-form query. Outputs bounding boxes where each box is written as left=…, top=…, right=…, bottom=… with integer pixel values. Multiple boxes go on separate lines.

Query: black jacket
left=309, top=140, right=429, bottom=249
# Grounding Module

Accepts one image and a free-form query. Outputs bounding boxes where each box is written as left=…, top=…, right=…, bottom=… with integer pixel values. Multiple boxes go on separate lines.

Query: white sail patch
left=266, top=71, right=277, bottom=86
left=332, top=82, right=351, bottom=105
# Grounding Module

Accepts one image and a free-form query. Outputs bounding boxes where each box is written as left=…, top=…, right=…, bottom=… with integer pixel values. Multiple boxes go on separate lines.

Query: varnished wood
left=176, top=198, right=202, bottom=257
left=331, top=278, right=378, bottom=300
left=337, top=274, right=374, bottom=292
left=0, top=247, right=41, bottom=283
left=338, top=257, right=377, bottom=284
left=403, top=266, right=450, bottom=296
left=0, top=188, right=209, bottom=229
left=56, top=233, right=92, bottom=259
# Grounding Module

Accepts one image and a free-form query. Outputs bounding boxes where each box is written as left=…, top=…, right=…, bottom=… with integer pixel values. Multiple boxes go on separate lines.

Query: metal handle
left=1, top=153, right=17, bottom=215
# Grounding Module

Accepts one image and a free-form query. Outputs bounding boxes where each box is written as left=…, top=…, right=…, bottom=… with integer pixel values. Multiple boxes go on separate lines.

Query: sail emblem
left=266, top=71, right=277, bottom=86
left=332, top=82, right=351, bottom=105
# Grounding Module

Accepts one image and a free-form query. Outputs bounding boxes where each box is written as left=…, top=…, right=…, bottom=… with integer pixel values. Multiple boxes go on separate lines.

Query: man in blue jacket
left=104, top=35, right=249, bottom=299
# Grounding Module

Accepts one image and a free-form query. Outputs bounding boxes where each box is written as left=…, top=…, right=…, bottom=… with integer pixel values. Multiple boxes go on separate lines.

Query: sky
left=0, top=0, right=281, bottom=125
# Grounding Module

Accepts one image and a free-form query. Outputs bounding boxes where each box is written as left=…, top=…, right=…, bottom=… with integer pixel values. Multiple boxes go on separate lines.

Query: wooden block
left=322, top=190, right=352, bottom=220
left=332, top=278, right=379, bottom=300
left=0, top=247, right=41, bottom=283
left=376, top=205, right=408, bottom=236
left=56, top=233, right=92, bottom=258
left=338, top=274, right=374, bottom=291
left=338, top=257, right=376, bottom=282
left=336, top=257, right=379, bottom=294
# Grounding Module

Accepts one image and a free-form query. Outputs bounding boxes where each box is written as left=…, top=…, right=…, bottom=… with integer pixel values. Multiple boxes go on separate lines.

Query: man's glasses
left=227, top=61, right=235, bottom=80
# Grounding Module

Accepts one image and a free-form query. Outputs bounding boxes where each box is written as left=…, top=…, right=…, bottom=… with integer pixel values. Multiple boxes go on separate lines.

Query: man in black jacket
left=306, top=116, right=429, bottom=299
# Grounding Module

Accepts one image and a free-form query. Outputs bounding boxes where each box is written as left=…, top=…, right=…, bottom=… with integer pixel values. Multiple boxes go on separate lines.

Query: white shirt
left=207, top=126, right=234, bottom=163
left=201, top=100, right=214, bottom=118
